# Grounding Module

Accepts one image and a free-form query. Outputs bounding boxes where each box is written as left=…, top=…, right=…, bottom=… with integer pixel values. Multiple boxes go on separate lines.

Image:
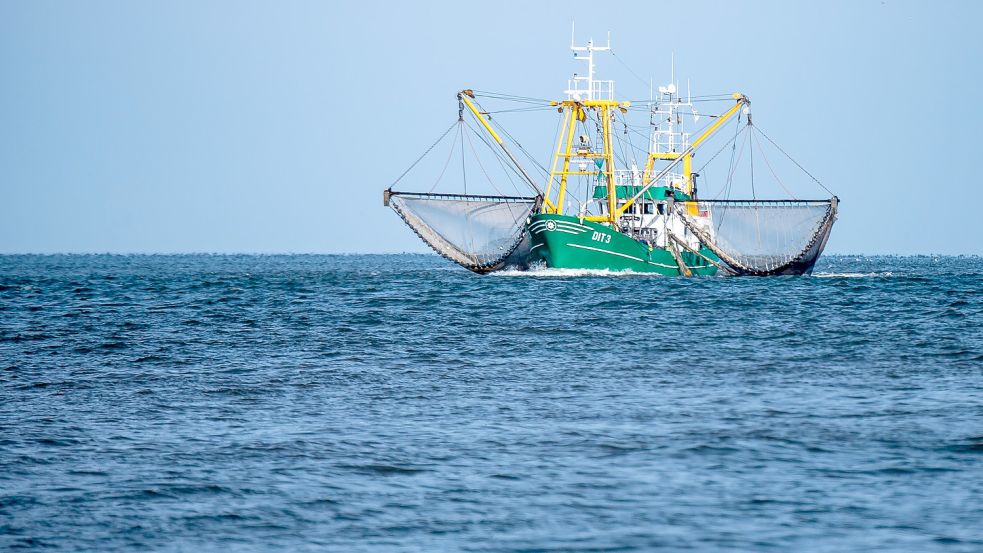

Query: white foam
left=492, top=265, right=664, bottom=278
left=812, top=272, right=895, bottom=278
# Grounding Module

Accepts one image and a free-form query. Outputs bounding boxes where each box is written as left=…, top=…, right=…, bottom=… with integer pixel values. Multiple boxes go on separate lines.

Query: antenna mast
left=565, top=27, right=612, bottom=101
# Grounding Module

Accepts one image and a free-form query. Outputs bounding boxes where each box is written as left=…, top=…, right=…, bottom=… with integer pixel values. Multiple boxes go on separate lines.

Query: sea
left=1, top=254, right=981, bottom=552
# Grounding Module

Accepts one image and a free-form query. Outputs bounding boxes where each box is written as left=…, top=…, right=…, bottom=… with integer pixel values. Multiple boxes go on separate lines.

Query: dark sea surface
left=1, top=254, right=982, bottom=552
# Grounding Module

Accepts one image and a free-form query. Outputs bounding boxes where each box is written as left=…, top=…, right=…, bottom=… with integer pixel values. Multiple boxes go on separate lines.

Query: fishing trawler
left=384, top=34, right=837, bottom=276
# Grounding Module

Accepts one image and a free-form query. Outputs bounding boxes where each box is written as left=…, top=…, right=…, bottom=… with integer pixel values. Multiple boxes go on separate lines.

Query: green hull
left=527, top=213, right=718, bottom=276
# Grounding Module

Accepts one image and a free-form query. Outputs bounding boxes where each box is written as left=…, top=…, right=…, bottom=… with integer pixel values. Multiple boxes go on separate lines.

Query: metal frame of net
left=387, top=191, right=540, bottom=274
left=675, top=198, right=838, bottom=276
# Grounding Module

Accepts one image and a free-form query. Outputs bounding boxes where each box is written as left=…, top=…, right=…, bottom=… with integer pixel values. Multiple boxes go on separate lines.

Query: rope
left=428, top=123, right=463, bottom=193
left=695, top=119, right=746, bottom=175
left=463, top=120, right=531, bottom=194
left=749, top=120, right=755, bottom=199
left=618, top=111, right=642, bottom=178
left=621, top=94, right=734, bottom=104
left=460, top=121, right=467, bottom=195
left=474, top=97, right=551, bottom=179
left=465, top=120, right=523, bottom=196
left=470, top=90, right=552, bottom=105
left=751, top=129, right=797, bottom=200
left=753, top=125, right=835, bottom=196
left=392, top=120, right=458, bottom=189
left=610, top=50, right=651, bottom=91
left=543, top=107, right=564, bottom=198
left=496, top=119, right=551, bottom=177
left=716, top=123, right=750, bottom=200
left=483, top=106, right=557, bottom=114
left=463, top=121, right=506, bottom=196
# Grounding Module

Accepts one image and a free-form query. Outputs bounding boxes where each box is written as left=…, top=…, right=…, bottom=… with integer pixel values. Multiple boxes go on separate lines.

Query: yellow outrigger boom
left=619, top=93, right=749, bottom=218
left=458, top=90, right=547, bottom=203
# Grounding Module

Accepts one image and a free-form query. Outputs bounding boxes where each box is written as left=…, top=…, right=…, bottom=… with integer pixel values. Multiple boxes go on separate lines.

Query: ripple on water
left=0, top=254, right=981, bottom=552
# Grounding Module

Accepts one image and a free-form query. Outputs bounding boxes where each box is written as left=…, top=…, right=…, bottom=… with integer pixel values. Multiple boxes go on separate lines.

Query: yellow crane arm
left=458, top=90, right=550, bottom=205
left=618, top=93, right=749, bottom=218
left=688, top=93, right=748, bottom=151
left=460, top=91, right=503, bottom=143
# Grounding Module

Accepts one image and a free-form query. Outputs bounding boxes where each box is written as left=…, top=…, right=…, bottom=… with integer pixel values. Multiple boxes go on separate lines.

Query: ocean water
left=1, top=254, right=981, bottom=552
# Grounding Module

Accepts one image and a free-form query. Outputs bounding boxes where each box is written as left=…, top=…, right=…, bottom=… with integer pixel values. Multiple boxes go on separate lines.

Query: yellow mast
left=546, top=99, right=629, bottom=224
left=543, top=107, right=572, bottom=210
left=553, top=103, right=579, bottom=215
left=600, top=103, right=617, bottom=224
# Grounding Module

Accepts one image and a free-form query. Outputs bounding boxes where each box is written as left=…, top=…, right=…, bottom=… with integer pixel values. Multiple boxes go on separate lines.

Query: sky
left=1, top=0, right=981, bottom=255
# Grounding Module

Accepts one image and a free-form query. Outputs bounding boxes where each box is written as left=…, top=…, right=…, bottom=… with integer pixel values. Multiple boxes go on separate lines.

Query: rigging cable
left=691, top=115, right=745, bottom=199
left=462, top=121, right=509, bottom=196
left=460, top=119, right=467, bottom=195
left=620, top=121, right=661, bottom=154
left=621, top=95, right=733, bottom=104
left=468, top=121, right=521, bottom=196
left=464, top=120, right=533, bottom=193
left=753, top=125, right=835, bottom=196
left=618, top=111, right=641, bottom=177
left=602, top=111, right=635, bottom=175
left=428, top=123, right=464, bottom=193
left=716, top=111, right=745, bottom=199
left=497, top=120, right=552, bottom=177
left=470, top=90, right=552, bottom=105
left=610, top=50, right=652, bottom=92
left=615, top=113, right=630, bottom=168
left=543, top=108, right=565, bottom=202
left=749, top=117, right=755, bottom=199
left=391, top=120, right=458, bottom=190
left=472, top=97, right=552, bottom=178
left=483, top=106, right=557, bottom=114
left=694, top=118, right=746, bottom=175
left=751, top=128, right=797, bottom=200
left=718, top=121, right=750, bottom=200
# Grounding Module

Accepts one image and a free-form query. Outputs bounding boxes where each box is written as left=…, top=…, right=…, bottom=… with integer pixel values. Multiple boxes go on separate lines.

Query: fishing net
left=386, top=191, right=539, bottom=273
left=674, top=198, right=838, bottom=276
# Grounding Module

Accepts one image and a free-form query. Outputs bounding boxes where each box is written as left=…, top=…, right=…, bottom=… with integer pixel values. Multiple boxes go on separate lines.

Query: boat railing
left=606, top=170, right=693, bottom=195
left=565, top=78, right=615, bottom=101
left=612, top=169, right=641, bottom=187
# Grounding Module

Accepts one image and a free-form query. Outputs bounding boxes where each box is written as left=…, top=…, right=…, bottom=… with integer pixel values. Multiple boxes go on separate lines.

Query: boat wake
left=493, top=267, right=896, bottom=279
left=812, top=272, right=895, bottom=278
left=492, top=265, right=665, bottom=278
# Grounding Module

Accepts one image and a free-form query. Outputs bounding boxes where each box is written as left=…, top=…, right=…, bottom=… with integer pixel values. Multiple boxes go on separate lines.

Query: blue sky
left=1, top=0, right=980, bottom=254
